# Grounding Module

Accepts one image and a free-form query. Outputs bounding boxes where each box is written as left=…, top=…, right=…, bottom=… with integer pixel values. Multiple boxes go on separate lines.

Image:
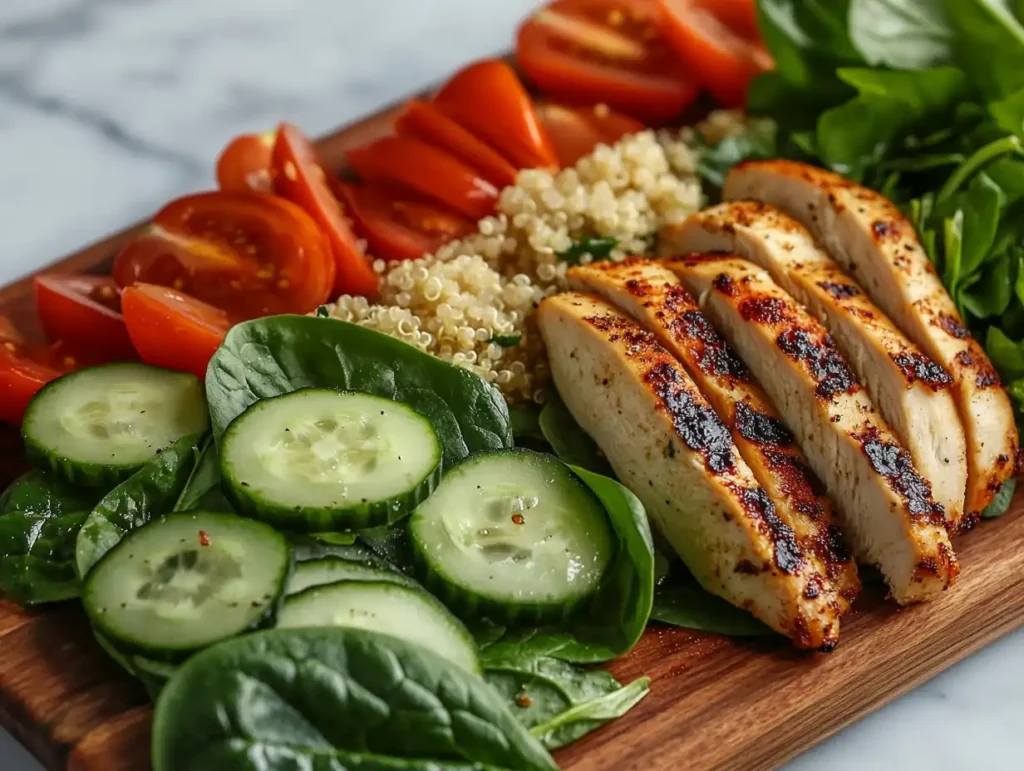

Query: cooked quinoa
left=325, top=123, right=714, bottom=403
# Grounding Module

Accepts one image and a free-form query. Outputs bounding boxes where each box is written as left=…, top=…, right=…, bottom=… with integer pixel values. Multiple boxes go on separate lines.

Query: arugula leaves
left=848, top=0, right=954, bottom=69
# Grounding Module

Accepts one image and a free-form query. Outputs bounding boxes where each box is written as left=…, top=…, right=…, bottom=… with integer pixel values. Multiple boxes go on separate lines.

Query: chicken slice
left=666, top=256, right=958, bottom=604
left=724, top=160, right=1018, bottom=522
left=568, top=259, right=859, bottom=611
left=666, top=202, right=968, bottom=530
left=537, top=292, right=843, bottom=648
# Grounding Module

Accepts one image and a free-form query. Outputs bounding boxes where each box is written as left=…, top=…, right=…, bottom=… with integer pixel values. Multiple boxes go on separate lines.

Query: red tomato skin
left=216, top=132, right=276, bottom=192
left=656, top=0, right=771, bottom=108
left=121, top=284, right=231, bottom=380
left=113, top=190, right=335, bottom=319
left=337, top=182, right=475, bottom=262
left=0, top=333, right=70, bottom=426
left=395, top=100, right=519, bottom=188
left=516, top=0, right=699, bottom=123
left=347, top=136, right=498, bottom=221
left=33, top=275, right=136, bottom=363
left=536, top=101, right=646, bottom=166
left=272, top=123, right=377, bottom=298
left=434, top=60, right=558, bottom=170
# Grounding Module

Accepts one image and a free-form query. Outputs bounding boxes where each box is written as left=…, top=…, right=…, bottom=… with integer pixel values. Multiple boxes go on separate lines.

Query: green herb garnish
left=559, top=236, right=619, bottom=265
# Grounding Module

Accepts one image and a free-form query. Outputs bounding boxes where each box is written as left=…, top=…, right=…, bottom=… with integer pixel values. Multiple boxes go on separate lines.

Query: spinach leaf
left=944, top=0, right=1024, bottom=100
left=152, top=627, right=557, bottom=771
left=172, top=439, right=234, bottom=513
left=848, top=0, right=954, bottom=69
left=990, top=85, right=1024, bottom=135
left=0, top=509, right=88, bottom=604
left=75, top=433, right=205, bottom=578
left=508, top=403, right=546, bottom=444
left=559, top=237, right=619, bottom=265
left=0, top=471, right=105, bottom=604
left=651, top=581, right=774, bottom=637
left=484, top=656, right=648, bottom=750
left=757, top=0, right=861, bottom=88
left=206, top=315, right=512, bottom=467
left=988, top=324, right=1024, bottom=381
left=1, top=469, right=102, bottom=517
left=692, top=120, right=778, bottom=193
left=963, top=248, right=1015, bottom=318
left=538, top=391, right=614, bottom=476
left=94, top=629, right=176, bottom=700
left=982, top=476, right=1017, bottom=518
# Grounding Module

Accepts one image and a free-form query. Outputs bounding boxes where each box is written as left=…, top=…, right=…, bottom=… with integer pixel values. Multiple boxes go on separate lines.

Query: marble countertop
left=1, top=1, right=1022, bottom=769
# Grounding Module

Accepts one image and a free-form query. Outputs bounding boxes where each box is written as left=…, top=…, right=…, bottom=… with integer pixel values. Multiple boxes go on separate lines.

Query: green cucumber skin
left=21, top=363, right=207, bottom=489
left=83, top=512, right=294, bottom=662
left=221, top=461, right=441, bottom=533
left=411, top=541, right=583, bottom=627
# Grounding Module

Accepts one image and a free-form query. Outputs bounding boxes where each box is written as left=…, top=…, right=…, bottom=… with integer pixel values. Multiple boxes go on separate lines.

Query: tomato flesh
left=517, top=0, right=698, bottom=123
left=0, top=325, right=74, bottom=426
left=337, top=182, right=475, bottom=262
left=656, top=0, right=772, bottom=108
left=121, top=284, right=231, bottom=380
left=272, top=122, right=377, bottom=298
left=434, top=60, right=558, bottom=170
left=33, top=275, right=136, bottom=362
left=396, top=100, right=519, bottom=189
left=113, top=190, right=335, bottom=319
left=536, top=101, right=645, bottom=166
left=216, top=131, right=276, bottom=192
left=348, top=136, right=498, bottom=221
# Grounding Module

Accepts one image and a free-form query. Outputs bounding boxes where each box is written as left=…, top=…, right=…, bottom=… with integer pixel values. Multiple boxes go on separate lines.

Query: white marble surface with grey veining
left=1, top=1, right=1022, bottom=769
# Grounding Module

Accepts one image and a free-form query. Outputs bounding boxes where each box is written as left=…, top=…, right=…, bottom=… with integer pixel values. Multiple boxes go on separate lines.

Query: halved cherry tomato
left=0, top=322, right=74, bottom=426
left=113, top=190, right=334, bottom=320
left=348, top=137, right=498, bottom=221
left=33, top=275, right=136, bottom=362
left=216, top=131, right=276, bottom=192
left=336, top=182, right=476, bottom=262
left=433, top=60, right=558, bottom=170
left=272, top=122, right=378, bottom=298
left=656, top=0, right=772, bottom=108
left=536, top=101, right=645, bottom=166
left=121, top=284, right=231, bottom=380
left=395, top=100, right=519, bottom=188
left=517, top=0, right=698, bottom=123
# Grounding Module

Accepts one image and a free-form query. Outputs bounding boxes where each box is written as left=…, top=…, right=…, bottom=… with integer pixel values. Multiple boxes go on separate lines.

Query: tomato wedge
left=433, top=60, right=558, bottom=170
left=272, top=122, right=378, bottom=298
left=656, top=0, right=772, bottom=108
left=0, top=322, right=73, bottom=426
left=348, top=137, right=498, bottom=221
left=536, top=101, right=645, bottom=166
left=33, top=275, right=136, bottom=362
left=395, top=100, right=519, bottom=188
left=113, top=190, right=334, bottom=320
left=121, top=284, right=231, bottom=380
left=216, top=131, right=276, bottom=192
left=336, top=182, right=476, bottom=262
left=516, top=0, right=699, bottom=123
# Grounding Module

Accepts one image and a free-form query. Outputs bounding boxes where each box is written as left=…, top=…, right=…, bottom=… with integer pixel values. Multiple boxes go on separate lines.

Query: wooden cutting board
left=2, top=101, right=1023, bottom=771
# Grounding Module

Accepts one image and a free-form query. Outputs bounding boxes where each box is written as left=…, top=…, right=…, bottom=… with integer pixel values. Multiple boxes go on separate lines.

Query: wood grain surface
left=2, top=102, right=1023, bottom=771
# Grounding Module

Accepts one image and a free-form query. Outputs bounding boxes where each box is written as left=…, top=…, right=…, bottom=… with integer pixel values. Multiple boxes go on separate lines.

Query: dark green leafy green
left=75, top=433, right=205, bottom=578
left=490, top=334, right=523, bottom=348
left=538, top=390, right=613, bottom=476
left=848, top=0, right=954, bottom=69
left=484, top=655, right=648, bottom=750
left=982, top=476, right=1017, bottom=518
left=172, top=438, right=233, bottom=513
left=508, top=403, right=546, bottom=444
left=0, top=471, right=105, bottom=604
left=206, top=315, right=512, bottom=467
left=692, top=120, right=778, bottom=193
left=944, top=0, right=1024, bottom=100
left=651, top=581, right=773, bottom=637
left=558, top=236, right=619, bottom=265
left=152, top=627, right=557, bottom=771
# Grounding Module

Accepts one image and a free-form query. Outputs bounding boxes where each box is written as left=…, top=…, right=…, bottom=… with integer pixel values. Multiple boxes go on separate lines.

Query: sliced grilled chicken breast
left=538, top=292, right=843, bottom=648
left=666, top=202, right=968, bottom=529
left=724, top=160, right=1018, bottom=522
left=667, top=256, right=958, bottom=604
left=568, top=260, right=859, bottom=611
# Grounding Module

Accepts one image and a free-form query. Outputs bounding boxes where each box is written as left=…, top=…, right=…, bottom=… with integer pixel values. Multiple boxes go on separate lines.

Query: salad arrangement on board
left=2, top=1, right=1024, bottom=769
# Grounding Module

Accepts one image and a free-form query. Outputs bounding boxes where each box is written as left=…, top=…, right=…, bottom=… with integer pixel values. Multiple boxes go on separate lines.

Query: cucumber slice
left=277, top=580, right=479, bottom=673
left=82, top=512, right=291, bottom=659
left=410, top=449, right=615, bottom=624
left=220, top=389, right=441, bottom=532
left=286, top=557, right=417, bottom=595
left=22, top=363, right=209, bottom=488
